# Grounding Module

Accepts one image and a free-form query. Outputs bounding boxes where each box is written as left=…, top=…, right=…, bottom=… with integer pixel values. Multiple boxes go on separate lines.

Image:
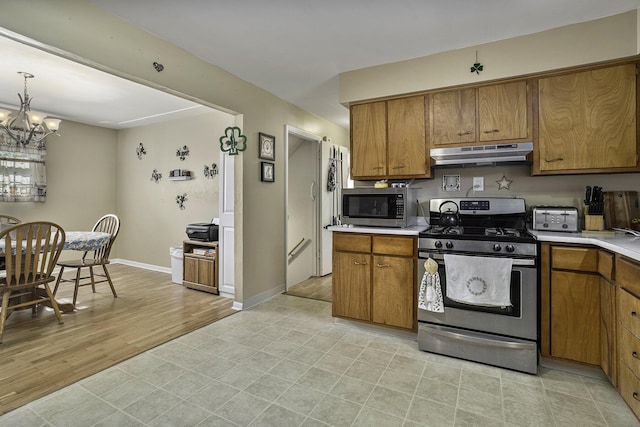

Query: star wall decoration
left=496, top=174, right=513, bottom=190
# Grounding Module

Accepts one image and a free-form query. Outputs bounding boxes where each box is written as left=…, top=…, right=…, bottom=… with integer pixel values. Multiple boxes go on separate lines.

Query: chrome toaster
left=532, top=206, right=579, bottom=232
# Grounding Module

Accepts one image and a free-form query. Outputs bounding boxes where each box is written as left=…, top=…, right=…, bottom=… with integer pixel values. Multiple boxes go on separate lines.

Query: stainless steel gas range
left=417, top=197, right=538, bottom=374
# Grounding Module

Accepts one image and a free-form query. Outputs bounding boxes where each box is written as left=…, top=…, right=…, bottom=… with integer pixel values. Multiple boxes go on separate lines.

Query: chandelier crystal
left=0, top=72, right=61, bottom=147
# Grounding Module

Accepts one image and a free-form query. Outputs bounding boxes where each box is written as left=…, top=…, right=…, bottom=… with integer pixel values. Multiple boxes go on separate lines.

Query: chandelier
left=0, top=72, right=61, bottom=146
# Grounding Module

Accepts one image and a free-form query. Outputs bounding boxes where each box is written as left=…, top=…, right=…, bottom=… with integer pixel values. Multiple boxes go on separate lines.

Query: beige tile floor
left=1, top=294, right=638, bottom=427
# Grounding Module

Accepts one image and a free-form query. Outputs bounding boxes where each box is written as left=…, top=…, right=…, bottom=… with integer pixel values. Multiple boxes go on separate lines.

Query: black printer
left=186, top=223, right=219, bottom=242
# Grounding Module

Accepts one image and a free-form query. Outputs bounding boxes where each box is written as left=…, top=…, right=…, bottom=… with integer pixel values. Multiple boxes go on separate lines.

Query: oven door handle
left=418, top=252, right=535, bottom=267
left=425, top=325, right=535, bottom=350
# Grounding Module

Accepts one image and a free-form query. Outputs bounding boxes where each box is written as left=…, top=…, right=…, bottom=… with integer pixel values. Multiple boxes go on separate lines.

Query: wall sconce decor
left=496, top=174, right=513, bottom=190
left=258, top=132, right=275, bottom=161
left=176, top=145, right=190, bottom=161
left=204, top=163, right=218, bottom=179
left=470, top=50, right=484, bottom=75
left=219, top=126, right=247, bottom=155
left=136, top=142, right=146, bottom=159
left=176, top=193, right=188, bottom=210
left=150, top=169, right=162, bottom=183
left=261, top=161, right=275, bottom=183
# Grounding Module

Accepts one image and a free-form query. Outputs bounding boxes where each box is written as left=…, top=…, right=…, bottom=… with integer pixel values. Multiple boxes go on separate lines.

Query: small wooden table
left=182, top=240, right=218, bottom=294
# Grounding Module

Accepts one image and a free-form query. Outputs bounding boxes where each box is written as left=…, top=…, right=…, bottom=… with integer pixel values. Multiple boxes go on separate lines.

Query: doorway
left=284, top=126, right=330, bottom=301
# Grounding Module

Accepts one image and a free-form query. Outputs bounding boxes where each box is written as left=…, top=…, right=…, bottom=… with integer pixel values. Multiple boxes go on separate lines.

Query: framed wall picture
left=261, top=161, right=275, bottom=182
left=258, top=132, right=275, bottom=161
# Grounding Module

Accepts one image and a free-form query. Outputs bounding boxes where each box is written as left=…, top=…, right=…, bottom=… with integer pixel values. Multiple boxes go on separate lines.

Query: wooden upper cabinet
left=431, top=81, right=530, bottom=147
left=350, top=101, right=387, bottom=178
left=350, top=96, right=430, bottom=180
left=387, top=96, right=428, bottom=177
left=478, top=81, right=529, bottom=142
left=431, top=88, right=476, bottom=145
left=536, top=63, right=638, bottom=174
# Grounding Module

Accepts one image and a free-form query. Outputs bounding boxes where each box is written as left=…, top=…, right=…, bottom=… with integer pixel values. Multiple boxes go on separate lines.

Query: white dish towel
left=418, top=258, right=444, bottom=313
left=444, top=254, right=512, bottom=307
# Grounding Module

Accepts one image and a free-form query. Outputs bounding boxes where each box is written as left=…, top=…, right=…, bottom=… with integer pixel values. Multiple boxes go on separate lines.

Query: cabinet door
left=197, top=258, right=216, bottom=287
left=332, top=251, right=371, bottom=321
left=538, top=64, right=637, bottom=172
left=351, top=102, right=387, bottom=178
left=550, top=270, right=600, bottom=365
left=431, top=88, right=476, bottom=145
left=478, top=81, right=529, bottom=142
left=600, top=277, right=616, bottom=386
left=387, top=96, right=429, bottom=177
left=372, top=255, right=414, bottom=329
left=183, top=255, right=198, bottom=283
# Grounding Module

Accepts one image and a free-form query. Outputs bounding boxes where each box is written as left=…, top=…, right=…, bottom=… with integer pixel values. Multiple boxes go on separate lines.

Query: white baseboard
left=240, top=283, right=286, bottom=310
left=111, top=258, right=170, bottom=274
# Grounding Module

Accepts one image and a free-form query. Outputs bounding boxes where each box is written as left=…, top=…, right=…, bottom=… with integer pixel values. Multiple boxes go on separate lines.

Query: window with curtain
left=0, top=133, right=47, bottom=202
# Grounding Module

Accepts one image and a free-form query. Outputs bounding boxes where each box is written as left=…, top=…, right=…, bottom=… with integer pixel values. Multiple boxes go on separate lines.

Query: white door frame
left=284, top=125, right=322, bottom=291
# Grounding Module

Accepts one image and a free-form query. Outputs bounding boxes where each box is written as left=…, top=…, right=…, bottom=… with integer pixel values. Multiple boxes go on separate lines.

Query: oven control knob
left=434, top=241, right=443, bottom=249
left=493, top=244, right=502, bottom=252
left=446, top=241, right=454, bottom=249
left=505, top=245, right=515, bottom=253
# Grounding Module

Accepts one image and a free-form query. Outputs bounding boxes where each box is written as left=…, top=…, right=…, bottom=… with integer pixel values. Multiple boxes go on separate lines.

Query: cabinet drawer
left=334, top=233, right=371, bottom=253
left=551, top=246, right=598, bottom=272
left=372, top=235, right=415, bottom=257
left=617, top=256, right=640, bottom=296
left=619, top=361, right=640, bottom=419
left=597, top=250, right=614, bottom=281
left=620, top=288, right=640, bottom=338
left=620, top=326, right=640, bottom=377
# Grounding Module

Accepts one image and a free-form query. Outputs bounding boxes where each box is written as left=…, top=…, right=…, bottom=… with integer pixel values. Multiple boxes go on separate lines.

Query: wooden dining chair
left=53, top=214, right=120, bottom=305
left=0, top=215, right=21, bottom=227
left=0, top=221, right=66, bottom=343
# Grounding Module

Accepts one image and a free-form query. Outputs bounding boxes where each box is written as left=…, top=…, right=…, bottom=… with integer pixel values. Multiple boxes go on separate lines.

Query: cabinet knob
left=376, top=263, right=391, bottom=268
left=482, top=129, right=500, bottom=134
left=634, top=392, right=640, bottom=402
left=544, top=157, right=564, bottom=163
left=353, top=261, right=368, bottom=265
left=633, top=351, right=640, bottom=360
left=632, top=311, right=638, bottom=318
left=371, top=166, right=384, bottom=170
left=457, top=130, right=472, bottom=136
left=391, top=165, right=406, bottom=169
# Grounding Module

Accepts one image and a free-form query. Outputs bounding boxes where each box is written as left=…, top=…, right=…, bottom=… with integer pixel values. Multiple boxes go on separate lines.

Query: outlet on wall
left=473, top=176, right=484, bottom=192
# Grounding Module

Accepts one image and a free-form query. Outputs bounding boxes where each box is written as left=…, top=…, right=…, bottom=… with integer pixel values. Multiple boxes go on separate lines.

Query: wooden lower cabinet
left=332, top=232, right=416, bottom=331
left=549, top=270, right=600, bottom=365
left=371, top=255, right=414, bottom=329
left=183, top=240, right=218, bottom=294
left=333, top=251, right=371, bottom=321
left=541, top=243, right=611, bottom=366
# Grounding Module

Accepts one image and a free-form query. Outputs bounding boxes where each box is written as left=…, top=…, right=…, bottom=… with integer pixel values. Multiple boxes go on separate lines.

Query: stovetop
left=419, top=225, right=535, bottom=243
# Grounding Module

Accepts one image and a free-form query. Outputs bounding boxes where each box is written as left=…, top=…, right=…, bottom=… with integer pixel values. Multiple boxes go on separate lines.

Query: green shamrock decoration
left=219, top=126, right=247, bottom=155
left=470, top=62, right=484, bottom=74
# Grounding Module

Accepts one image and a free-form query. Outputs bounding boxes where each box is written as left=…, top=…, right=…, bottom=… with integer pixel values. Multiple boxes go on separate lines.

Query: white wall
left=0, top=120, right=117, bottom=261
left=340, top=11, right=639, bottom=105
left=116, top=111, right=233, bottom=267
left=0, top=0, right=350, bottom=305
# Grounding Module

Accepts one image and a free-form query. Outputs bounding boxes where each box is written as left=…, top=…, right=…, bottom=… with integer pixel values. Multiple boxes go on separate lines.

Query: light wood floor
left=0, top=264, right=236, bottom=415
left=285, top=274, right=332, bottom=302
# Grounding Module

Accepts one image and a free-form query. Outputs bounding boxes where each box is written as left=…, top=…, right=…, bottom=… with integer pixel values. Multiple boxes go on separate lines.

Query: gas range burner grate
left=426, top=226, right=464, bottom=235
left=485, top=227, right=521, bottom=237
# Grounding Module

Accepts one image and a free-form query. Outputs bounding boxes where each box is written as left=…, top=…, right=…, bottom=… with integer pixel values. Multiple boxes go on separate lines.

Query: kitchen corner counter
left=327, top=224, right=427, bottom=236
left=530, top=229, right=640, bottom=262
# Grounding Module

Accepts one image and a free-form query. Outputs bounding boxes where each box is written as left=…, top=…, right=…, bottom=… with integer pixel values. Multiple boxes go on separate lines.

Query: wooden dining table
left=0, top=230, right=111, bottom=312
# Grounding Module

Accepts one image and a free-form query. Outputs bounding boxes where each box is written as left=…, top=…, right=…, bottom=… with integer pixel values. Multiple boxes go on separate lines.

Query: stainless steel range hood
left=430, top=142, right=533, bottom=166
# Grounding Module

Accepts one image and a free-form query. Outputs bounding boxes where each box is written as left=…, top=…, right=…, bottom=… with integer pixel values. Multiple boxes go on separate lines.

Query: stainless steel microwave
left=342, top=187, right=417, bottom=228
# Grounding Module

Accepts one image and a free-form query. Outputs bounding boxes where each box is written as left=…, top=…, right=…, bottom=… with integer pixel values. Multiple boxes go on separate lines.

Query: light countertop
left=530, top=229, right=640, bottom=262
left=327, top=224, right=427, bottom=236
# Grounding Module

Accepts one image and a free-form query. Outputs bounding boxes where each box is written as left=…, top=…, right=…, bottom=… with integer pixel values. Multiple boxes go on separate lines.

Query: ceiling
left=3, top=1, right=640, bottom=130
